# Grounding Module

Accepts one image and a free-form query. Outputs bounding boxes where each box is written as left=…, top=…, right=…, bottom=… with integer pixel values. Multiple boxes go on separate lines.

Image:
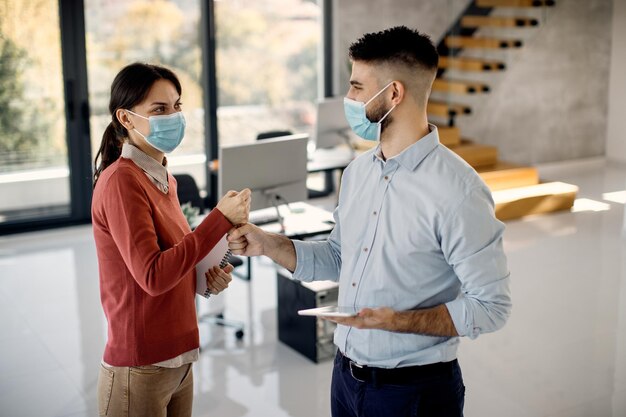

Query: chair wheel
left=235, top=330, right=244, bottom=340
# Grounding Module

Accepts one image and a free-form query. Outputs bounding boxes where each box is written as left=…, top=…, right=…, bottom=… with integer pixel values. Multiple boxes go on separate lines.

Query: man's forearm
left=392, top=304, right=458, bottom=337
left=263, top=232, right=297, bottom=272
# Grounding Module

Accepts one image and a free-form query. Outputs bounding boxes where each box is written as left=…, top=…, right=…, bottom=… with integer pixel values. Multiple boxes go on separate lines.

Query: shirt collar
left=121, top=143, right=169, bottom=188
left=372, top=123, right=440, bottom=171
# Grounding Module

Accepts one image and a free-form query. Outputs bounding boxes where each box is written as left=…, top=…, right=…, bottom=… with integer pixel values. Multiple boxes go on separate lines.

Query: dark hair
left=93, top=63, right=182, bottom=186
left=348, top=26, right=439, bottom=71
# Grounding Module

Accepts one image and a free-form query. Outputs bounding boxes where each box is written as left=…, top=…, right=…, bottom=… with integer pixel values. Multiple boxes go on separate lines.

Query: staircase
left=431, top=0, right=577, bottom=221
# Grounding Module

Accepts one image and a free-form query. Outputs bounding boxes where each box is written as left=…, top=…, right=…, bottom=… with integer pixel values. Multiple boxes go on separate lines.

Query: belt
left=338, top=351, right=457, bottom=386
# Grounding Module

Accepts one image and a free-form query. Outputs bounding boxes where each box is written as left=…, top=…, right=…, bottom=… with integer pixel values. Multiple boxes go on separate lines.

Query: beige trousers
left=97, top=363, right=193, bottom=417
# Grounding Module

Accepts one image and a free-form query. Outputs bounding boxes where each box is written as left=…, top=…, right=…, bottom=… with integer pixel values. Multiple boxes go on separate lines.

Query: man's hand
left=204, top=263, right=234, bottom=295
left=324, top=305, right=459, bottom=337
left=227, top=223, right=267, bottom=257
left=322, top=307, right=396, bottom=331
left=227, top=223, right=298, bottom=272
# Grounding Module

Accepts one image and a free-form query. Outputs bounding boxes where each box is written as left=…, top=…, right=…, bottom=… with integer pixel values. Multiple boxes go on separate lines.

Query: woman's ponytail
left=93, top=119, right=124, bottom=187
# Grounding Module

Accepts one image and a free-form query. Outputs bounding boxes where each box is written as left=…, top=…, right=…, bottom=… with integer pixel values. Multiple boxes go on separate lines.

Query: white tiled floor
left=0, top=157, right=625, bottom=417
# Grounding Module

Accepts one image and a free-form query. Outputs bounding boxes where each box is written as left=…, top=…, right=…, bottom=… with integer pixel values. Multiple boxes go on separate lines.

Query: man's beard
left=366, top=100, right=393, bottom=135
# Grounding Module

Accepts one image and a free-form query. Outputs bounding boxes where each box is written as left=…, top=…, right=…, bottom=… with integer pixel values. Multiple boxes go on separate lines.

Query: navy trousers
left=330, top=352, right=465, bottom=417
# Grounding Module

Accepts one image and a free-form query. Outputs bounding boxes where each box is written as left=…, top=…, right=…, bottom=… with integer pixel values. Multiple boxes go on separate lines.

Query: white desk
left=307, top=145, right=354, bottom=174
left=252, top=201, right=335, bottom=238
left=307, top=145, right=355, bottom=197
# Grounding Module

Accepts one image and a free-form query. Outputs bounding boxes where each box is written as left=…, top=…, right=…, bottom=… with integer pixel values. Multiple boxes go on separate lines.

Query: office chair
left=173, top=173, right=245, bottom=341
left=255, top=131, right=333, bottom=199
left=173, top=173, right=205, bottom=211
left=256, top=130, right=293, bottom=140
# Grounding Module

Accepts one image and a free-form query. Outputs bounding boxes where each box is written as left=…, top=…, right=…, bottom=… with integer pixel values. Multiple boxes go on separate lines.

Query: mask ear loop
left=124, top=110, right=149, bottom=140
left=365, top=82, right=397, bottom=123
left=378, top=104, right=396, bottom=123
left=364, top=81, right=395, bottom=107
left=125, top=109, right=149, bottom=120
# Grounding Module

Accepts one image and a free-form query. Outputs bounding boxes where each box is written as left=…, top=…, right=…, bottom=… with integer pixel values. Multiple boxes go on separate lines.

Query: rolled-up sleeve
left=292, top=207, right=342, bottom=282
left=441, top=185, right=512, bottom=339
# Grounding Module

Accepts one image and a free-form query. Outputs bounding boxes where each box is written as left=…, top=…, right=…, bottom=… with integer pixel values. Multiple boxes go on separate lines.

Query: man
left=228, top=26, right=511, bottom=417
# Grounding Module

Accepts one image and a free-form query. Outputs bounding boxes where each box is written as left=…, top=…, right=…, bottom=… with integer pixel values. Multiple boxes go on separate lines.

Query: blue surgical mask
left=344, top=82, right=396, bottom=141
left=126, top=110, right=186, bottom=153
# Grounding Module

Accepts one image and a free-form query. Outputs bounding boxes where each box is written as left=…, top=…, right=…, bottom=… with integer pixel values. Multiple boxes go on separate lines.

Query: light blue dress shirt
left=293, top=125, right=511, bottom=368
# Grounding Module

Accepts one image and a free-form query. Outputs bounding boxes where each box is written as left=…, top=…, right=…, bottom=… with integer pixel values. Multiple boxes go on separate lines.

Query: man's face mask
left=343, top=81, right=396, bottom=141
left=126, top=110, right=186, bottom=153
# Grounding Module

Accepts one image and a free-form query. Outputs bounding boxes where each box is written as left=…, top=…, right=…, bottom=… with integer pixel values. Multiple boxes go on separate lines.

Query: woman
left=92, top=63, right=250, bottom=417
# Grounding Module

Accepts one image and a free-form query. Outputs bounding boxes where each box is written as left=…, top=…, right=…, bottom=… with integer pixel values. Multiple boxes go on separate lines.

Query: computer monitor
left=313, top=96, right=351, bottom=150
left=219, top=134, right=309, bottom=211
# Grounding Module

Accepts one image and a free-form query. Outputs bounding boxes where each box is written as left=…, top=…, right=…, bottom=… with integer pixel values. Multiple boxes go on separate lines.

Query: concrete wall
left=332, top=0, right=471, bottom=96
left=607, top=0, right=626, bottom=164
left=334, top=0, right=613, bottom=165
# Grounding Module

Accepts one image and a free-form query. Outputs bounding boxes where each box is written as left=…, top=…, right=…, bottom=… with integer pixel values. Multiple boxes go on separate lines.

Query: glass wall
left=84, top=0, right=208, bottom=188
left=0, top=0, right=325, bottom=232
left=215, top=0, right=320, bottom=146
left=0, top=0, right=70, bottom=223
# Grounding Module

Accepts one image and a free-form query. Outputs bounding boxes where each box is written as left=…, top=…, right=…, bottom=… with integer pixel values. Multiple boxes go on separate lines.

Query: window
left=215, top=0, right=321, bottom=146
left=0, top=1, right=70, bottom=224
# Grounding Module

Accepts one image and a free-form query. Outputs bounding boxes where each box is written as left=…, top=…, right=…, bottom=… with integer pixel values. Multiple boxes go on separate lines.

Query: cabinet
left=277, top=270, right=338, bottom=363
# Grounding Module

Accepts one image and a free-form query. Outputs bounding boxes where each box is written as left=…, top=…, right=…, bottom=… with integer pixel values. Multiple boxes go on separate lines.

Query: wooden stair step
left=353, top=126, right=461, bottom=150
left=476, top=162, right=539, bottom=191
left=461, top=15, right=539, bottom=28
left=427, top=101, right=471, bottom=118
left=445, top=36, right=523, bottom=49
left=436, top=125, right=461, bottom=147
left=352, top=139, right=376, bottom=151
left=433, top=79, right=490, bottom=94
left=447, top=140, right=498, bottom=168
left=439, top=56, right=506, bottom=72
left=477, top=0, right=555, bottom=7
left=492, top=181, right=577, bottom=221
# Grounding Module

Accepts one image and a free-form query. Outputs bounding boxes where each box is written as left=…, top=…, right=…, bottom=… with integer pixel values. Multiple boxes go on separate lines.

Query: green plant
left=180, top=201, right=200, bottom=227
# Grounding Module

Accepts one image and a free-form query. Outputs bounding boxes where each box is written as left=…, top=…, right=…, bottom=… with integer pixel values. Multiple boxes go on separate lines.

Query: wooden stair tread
left=445, top=36, right=523, bottom=49
left=432, top=79, right=490, bottom=94
left=352, top=139, right=376, bottom=151
left=352, top=126, right=460, bottom=150
left=439, top=56, right=506, bottom=72
left=427, top=101, right=472, bottom=118
left=461, top=15, right=539, bottom=28
left=492, top=181, right=577, bottom=221
left=436, top=125, right=461, bottom=147
left=447, top=140, right=498, bottom=168
left=476, top=0, right=555, bottom=7
left=476, top=162, right=539, bottom=190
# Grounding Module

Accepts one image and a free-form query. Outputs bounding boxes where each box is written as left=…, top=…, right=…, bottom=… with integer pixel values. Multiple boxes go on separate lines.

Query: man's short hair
left=349, top=26, right=438, bottom=70
left=349, top=26, right=439, bottom=104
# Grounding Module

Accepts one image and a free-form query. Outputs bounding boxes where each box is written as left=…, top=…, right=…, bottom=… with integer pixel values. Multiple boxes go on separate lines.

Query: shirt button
left=352, top=283, right=356, bottom=287
left=373, top=211, right=377, bottom=215
left=363, top=248, right=368, bottom=252
left=384, top=176, right=389, bottom=181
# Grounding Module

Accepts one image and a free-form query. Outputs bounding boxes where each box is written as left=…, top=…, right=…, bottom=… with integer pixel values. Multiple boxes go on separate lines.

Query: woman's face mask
left=343, top=81, right=396, bottom=141
left=126, top=110, right=186, bottom=153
